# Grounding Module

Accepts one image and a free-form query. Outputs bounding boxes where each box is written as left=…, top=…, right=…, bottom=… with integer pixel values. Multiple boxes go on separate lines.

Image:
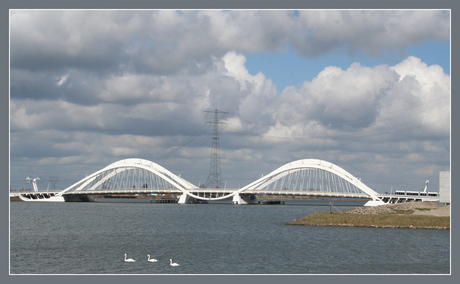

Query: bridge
left=15, top=158, right=439, bottom=206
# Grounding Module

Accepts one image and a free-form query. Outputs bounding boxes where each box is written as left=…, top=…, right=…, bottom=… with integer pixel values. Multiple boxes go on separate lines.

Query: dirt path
left=405, top=202, right=450, bottom=217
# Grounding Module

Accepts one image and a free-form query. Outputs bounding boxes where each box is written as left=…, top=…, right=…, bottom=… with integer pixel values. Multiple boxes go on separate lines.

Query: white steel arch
left=57, top=158, right=195, bottom=196
left=55, top=158, right=385, bottom=206
left=237, top=159, right=383, bottom=203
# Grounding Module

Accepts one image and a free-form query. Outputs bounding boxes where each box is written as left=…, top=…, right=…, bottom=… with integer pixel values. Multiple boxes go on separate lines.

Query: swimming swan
left=170, top=259, right=180, bottom=266
left=147, top=255, right=158, bottom=262
left=124, top=253, right=136, bottom=262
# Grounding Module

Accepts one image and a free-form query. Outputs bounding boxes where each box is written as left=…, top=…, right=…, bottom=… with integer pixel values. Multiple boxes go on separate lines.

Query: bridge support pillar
left=178, top=193, right=189, bottom=204
left=178, top=193, right=208, bottom=204
left=232, top=194, right=258, bottom=205
left=364, top=199, right=386, bottom=206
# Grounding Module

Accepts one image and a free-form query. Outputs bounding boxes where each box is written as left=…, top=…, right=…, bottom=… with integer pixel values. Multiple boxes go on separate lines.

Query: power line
left=157, top=126, right=208, bottom=160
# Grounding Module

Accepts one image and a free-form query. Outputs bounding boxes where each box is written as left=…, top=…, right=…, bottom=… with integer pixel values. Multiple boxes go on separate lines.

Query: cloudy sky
left=9, top=9, right=450, bottom=194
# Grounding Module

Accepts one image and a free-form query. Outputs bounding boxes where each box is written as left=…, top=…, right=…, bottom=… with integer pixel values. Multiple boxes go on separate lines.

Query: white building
left=439, top=171, right=450, bottom=204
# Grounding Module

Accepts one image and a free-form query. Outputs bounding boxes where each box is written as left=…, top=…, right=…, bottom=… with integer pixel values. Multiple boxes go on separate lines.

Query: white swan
left=170, top=259, right=180, bottom=266
left=147, top=255, right=158, bottom=262
left=124, top=253, right=136, bottom=262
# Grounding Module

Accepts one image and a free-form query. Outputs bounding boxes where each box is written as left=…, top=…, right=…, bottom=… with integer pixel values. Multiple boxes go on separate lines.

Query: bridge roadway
left=12, top=188, right=370, bottom=198
left=12, top=189, right=440, bottom=204
left=11, top=188, right=424, bottom=200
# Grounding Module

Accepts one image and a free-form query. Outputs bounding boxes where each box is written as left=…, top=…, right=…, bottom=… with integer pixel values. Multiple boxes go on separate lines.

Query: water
left=9, top=200, right=450, bottom=274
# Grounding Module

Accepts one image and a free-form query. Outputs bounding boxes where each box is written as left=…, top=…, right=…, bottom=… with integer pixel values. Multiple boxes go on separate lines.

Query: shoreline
left=286, top=201, right=450, bottom=230
left=287, top=220, right=449, bottom=230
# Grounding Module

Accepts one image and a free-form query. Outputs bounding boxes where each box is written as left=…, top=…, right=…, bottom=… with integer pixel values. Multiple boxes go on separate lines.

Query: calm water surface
left=10, top=200, right=450, bottom=274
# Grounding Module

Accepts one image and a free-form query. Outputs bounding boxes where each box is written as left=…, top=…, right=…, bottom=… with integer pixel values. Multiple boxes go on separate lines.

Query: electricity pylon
left=47, top=174, right=59, bottom=191
left=203, top=109, right=228, bottom=188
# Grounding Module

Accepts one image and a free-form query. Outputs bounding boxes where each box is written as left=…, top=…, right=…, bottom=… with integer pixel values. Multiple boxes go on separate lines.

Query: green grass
left=287, top=212, right=450, bottom=229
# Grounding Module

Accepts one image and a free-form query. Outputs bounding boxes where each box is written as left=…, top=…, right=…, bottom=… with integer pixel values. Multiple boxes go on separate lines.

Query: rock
left=344, top=202, right=449, bottom=217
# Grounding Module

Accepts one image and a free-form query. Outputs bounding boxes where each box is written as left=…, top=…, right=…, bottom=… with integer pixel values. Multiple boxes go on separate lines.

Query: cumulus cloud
left=292, top=10, right=450, bottom=57
left=270, top=56, right=450, bottom=144
left=11, top=10, right=449, bottom=74
left=275, top=63, right=399, bottom=130
left=9, top=10, right=450, bottom=193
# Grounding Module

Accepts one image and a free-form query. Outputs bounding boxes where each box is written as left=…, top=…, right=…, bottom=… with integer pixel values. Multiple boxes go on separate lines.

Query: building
left=439, top=171, right=450, bottom=205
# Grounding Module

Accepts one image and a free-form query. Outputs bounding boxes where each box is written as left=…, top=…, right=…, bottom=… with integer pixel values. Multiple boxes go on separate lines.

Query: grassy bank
left=287, top=211, right=450, bottom=230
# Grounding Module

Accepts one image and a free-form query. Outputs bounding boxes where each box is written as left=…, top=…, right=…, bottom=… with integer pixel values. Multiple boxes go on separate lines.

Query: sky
left=9, top=9, right=450, bottom=194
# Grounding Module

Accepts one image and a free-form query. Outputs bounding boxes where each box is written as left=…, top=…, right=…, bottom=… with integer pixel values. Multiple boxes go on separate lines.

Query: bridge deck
left=13, top=189, right=370, bottom=199
left=11, top=189, right=439, bottom=202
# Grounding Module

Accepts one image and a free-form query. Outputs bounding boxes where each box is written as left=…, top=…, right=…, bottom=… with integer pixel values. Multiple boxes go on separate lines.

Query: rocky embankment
left=345, top=202, right=450, bottom=217
left=287, top=202, right=450, bottom=230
